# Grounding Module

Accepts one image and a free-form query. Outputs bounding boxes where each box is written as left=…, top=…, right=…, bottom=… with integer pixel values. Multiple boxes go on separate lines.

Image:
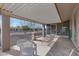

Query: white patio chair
left=17, top=39, right=37, bottom=56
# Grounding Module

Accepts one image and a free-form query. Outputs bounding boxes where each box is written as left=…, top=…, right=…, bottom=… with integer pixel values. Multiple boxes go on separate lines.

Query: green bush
left=15, top=26, right=30, bottom=31
left=21, top=26, right=30, bottom=31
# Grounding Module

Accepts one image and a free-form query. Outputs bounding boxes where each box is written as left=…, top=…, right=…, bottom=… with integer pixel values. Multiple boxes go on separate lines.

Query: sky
left=0, top=15, right=42, bottom=29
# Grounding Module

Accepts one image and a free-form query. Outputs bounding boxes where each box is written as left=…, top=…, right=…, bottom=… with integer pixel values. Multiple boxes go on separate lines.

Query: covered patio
left=0, top=3, right=78, bottom=56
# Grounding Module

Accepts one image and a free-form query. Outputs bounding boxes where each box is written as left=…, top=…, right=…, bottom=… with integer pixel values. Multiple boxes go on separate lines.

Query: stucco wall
left=70, top=4, right=79, bottom=49
left=75, top=5, right=79, bottom=48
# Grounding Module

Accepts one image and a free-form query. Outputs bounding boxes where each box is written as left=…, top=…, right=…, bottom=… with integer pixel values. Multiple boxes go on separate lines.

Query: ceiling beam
left=55, top=3, right=62, bottom=22
left=0, top=8, right=12, bottom=16
left=11, top=14, right=43, bottom=24
left=0, top=4, right=4, bottom=8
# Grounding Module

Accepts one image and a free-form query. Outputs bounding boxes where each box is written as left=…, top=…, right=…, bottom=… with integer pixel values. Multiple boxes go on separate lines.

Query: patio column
left=42, top=24, right=46, bottom=37
left=1, top=12, right=10, bottom=51
left=55, top=24, right=57, bottom=35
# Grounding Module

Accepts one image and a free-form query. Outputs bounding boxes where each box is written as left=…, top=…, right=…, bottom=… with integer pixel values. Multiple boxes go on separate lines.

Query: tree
left=22, top=26, right=30, bottom=31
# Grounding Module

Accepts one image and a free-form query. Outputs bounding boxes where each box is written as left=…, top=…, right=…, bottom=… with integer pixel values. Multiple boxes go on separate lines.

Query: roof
left=0, top=3, right=61, bottom=24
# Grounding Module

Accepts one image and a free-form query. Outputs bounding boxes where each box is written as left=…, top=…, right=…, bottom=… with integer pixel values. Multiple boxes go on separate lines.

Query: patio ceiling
left=55, top=3, right=75, bottom=22
left=0, top=3, right=61, bottom=24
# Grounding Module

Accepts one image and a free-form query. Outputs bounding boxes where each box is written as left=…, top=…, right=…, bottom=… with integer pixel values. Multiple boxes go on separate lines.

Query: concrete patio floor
left=0, top=34, right=76, bottom=56
left=46, top=37, right=75, bottom=56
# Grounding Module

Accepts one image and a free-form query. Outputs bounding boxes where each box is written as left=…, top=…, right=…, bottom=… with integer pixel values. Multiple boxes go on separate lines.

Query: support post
left=55, top=24, right=57, bottom=35
left=1, top=14, right=10, bottom=51
left=42, top=24, right=46, bottom=37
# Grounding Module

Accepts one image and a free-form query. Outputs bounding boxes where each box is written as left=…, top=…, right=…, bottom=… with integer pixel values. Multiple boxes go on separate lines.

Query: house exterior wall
left=74, top=5, right=79, bottom=48
left=46, top=24, right=57, bottom=34
left=50, top=20, right=70, bottom=36
left=46, top=24, right=51, bottom=34
left=69, top=4, right=79, bottom=49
